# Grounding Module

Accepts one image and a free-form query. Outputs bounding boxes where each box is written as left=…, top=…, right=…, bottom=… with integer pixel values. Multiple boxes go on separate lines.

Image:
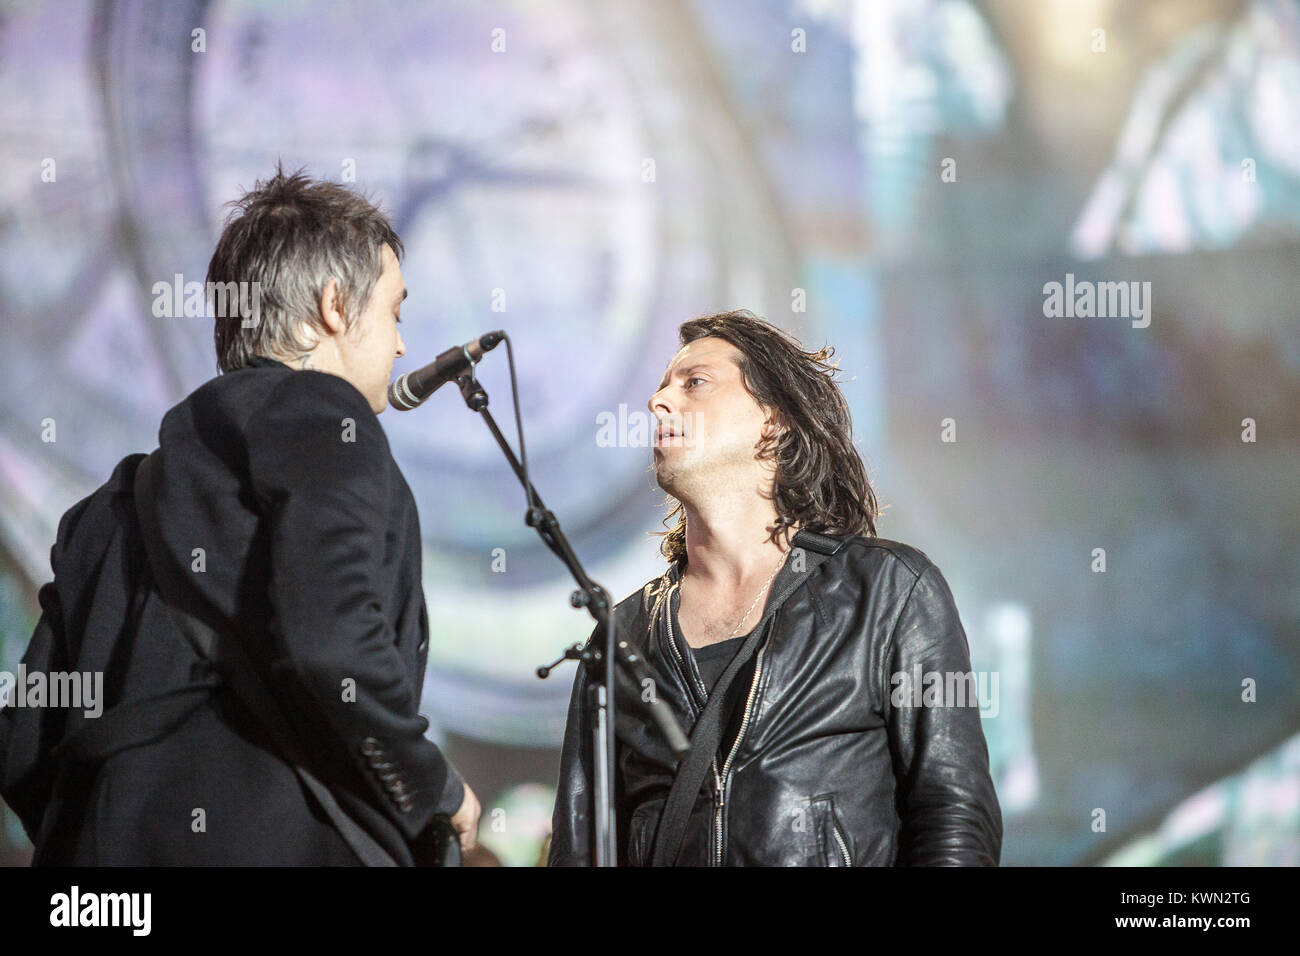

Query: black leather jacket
left=548, top=531, right=1003, bottom=866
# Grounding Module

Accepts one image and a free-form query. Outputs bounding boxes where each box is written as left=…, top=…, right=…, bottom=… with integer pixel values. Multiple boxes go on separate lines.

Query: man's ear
left=762, top=407, right=789, bottom=440
left=318, top=277, right=346, bottom=335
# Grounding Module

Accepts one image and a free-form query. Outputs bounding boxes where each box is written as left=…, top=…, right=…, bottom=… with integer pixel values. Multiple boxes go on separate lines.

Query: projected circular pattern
left=0, top=0, right=797, bottom=743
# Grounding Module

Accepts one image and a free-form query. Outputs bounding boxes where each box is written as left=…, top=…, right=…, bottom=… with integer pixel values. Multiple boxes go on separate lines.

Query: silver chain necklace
left=683, top=551, right=788, bottom=642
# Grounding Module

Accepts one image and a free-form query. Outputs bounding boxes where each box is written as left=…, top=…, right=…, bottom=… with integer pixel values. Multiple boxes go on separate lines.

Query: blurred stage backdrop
left=2, top=0, right=1298, bottom=866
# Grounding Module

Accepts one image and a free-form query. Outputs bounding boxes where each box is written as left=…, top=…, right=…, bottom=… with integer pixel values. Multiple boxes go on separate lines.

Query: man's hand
left=451, top=783, right=481, bottom=854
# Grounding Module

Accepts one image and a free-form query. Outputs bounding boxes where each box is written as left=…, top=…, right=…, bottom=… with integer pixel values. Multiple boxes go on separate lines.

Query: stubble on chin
left=656, top=453, right=709, bottom=507
left=652, top=452, right=679, bottom=496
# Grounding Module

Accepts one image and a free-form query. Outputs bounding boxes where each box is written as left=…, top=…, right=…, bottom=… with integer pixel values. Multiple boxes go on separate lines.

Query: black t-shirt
left=672, top=587, right=751, bottom=694
left=691, top=637, right=747, bottom=693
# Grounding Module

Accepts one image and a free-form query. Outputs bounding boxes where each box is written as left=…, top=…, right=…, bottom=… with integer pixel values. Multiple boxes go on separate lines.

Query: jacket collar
left=639, top=528, right=844, bottom=630
left=663, top=528, right=843, bottom=582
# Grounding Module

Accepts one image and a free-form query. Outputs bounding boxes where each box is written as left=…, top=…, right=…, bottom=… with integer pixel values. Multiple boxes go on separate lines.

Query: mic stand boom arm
left=453, top=372, right=689, bottom=868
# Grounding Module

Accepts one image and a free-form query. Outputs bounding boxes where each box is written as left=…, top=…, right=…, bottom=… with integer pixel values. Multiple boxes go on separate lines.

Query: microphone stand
left=453, top=370, right=688, bottom=867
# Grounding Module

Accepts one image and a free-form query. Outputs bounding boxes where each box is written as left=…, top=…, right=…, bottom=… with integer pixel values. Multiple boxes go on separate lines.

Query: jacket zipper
left=830, top=816, right=852, bottom=866
left=712, top=626, right=771, bottom=866
left=664, top=584, right=709, bottom=713
left=662, top=583, right=725, bottom=860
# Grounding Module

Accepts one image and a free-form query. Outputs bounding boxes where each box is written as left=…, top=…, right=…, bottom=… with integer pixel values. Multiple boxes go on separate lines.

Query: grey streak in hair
left=207, top=160, right=404, bottom=373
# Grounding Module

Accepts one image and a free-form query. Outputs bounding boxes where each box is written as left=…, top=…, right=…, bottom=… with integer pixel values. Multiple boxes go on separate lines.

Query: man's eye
left=686, top=377, right=705, bottom=388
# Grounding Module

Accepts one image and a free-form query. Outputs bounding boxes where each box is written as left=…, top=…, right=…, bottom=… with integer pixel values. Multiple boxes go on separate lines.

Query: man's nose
left=648, top=387, right=673, bottom=416
left=396, top=331, right=407, bottom=358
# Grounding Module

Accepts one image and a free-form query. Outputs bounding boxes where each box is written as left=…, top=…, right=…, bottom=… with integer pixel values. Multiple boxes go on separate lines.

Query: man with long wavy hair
left=550, top=310, right=1002, bottom=866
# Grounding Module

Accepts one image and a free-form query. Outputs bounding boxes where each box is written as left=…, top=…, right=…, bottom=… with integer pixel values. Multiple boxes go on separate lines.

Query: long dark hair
left=657, top=310, right=879, bottom=567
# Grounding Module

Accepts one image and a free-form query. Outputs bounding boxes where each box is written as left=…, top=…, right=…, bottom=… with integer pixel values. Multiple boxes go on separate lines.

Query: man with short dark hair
left=0, top=164, right=478, bottom=864
left=549, top=310, right=1002, bottom=866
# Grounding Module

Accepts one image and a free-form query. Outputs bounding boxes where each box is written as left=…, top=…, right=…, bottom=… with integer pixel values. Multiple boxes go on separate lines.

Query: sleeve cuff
left=435, top=766, right=465, bottom=817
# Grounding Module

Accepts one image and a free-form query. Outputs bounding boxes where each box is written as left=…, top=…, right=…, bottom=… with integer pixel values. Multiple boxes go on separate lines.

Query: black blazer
left=0, top=358, right=463, bottom=864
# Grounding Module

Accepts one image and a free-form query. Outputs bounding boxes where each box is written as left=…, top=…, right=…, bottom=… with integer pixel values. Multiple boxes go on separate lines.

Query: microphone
left=388, top=331, right=505, bottom=411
